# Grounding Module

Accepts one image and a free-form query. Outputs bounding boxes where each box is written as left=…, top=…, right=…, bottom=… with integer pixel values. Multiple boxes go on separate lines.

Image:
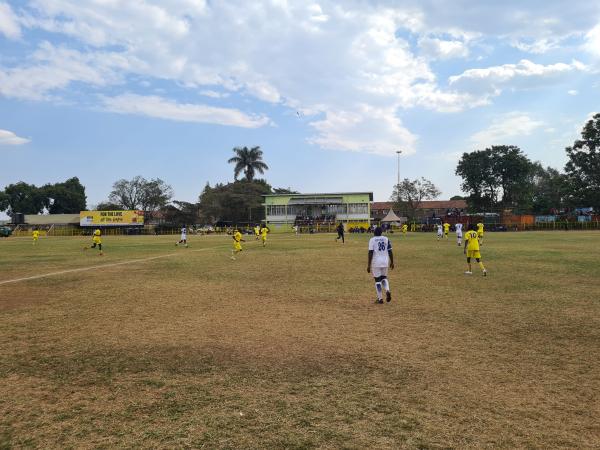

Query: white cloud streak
left=418, top=37, right=469, bottom=60
left=584, top=24, right=600, bottom=58
left=308, top=106, right=417, bottom=156
left=101, top=93, right=271, bottom=128
left=0, top=129, right=30, bottom=145
left=1, top=1, right=599, bottom=155
left=0, top=2, right=20, bottom=39
left=449, top=59, right=587, bottom=103
left=470, top=112, right=545, bottom=148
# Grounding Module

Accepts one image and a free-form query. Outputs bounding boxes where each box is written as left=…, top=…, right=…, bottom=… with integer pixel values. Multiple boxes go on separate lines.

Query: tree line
left=0, top=177, right=87, bottom=216
left=0, top=146, right=294, bottom=225
left=391, top=113, right=600, bottom=218
left=3, top=114, right=599, bottom=224
left=455, top=113, right=600, bottom=214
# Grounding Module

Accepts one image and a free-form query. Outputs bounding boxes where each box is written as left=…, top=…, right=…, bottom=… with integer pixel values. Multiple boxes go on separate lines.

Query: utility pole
left=396, top=150, right=402, bottom=203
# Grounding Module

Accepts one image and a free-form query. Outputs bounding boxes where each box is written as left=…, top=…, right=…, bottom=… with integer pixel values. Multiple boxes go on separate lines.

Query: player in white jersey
left=176, top=225, right=188, bottom=247
left=436, top=223, right=443, bottom=240
left=455, top=222, right=463, bottom=246
left=367, top=226, right=394, bottom=304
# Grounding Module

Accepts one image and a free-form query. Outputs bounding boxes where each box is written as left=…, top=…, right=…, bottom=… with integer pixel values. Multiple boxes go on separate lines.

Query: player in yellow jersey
left=443, top=222, right=450, bottom=239
left=260, top=225, right=269, bottom=247
left=401, top=223, right=408, bottom=236
left=254, top=225, right=260, bottom=240
left=477, top=222, right=484, bottom=245
left=464, top=224, right=486, bottom=276
left=231, top=229, right=245, bottom=260
left=84, top=229, right=104, bottom=255
left=32, top=229, right=40, bottom=245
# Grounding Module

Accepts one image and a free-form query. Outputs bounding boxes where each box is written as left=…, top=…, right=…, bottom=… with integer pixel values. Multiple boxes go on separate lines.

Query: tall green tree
left=492, top=145, right=537, bottom=210
left=531, top=164, right=566, bottom=214
left=160, top=201, right=199, bottom=226
left=390, top=177, right=441, bottom=219
left=42, top=177, right=87, bottom=213
left=455, top=148, right=497, bottom=210
left=564, top=113, right=600, bottom=209
left=198, top=179, right=272, bottom=224
left=108, top=176, right=173, bottom=212
left=0, top=191, right=9, bottom=212
left=273, top=187, right=299, bottom=194
left=227, top=146, right=269, bottom=181
left=456, top=145, right=536, bottom=211
left=2, top=182, right=45, bottom=216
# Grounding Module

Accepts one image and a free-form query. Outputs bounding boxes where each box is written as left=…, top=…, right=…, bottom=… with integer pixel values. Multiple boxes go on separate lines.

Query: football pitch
left=1, top=232, right=599, bottom=448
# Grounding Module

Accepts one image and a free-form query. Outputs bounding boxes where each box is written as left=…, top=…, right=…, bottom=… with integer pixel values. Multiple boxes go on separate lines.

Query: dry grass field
left=1, top=231, right=599, bottom=448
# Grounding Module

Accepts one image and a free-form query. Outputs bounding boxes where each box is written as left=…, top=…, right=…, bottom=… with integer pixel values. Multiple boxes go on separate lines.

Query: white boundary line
left=0, top=235, right=342, bottom=287
left=0, top=247, right=222, bottom=287
left=0, top=254, right=180, bottom=286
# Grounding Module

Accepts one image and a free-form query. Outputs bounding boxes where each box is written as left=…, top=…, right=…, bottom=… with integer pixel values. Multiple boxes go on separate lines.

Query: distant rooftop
left=264, top=192, right=373, bottom=200
left=372, top=200, right=467, bottom=210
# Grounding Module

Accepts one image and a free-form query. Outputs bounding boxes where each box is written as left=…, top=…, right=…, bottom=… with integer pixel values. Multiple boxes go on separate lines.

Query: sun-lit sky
left=1, top=0, right=599, bottom=210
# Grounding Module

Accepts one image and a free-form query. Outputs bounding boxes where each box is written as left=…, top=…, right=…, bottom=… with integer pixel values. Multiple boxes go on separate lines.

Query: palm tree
left=228, top=146, right=269, bottom=181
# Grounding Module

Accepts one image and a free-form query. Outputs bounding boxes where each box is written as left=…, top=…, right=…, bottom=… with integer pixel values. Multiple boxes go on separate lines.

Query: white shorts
left=371, top=267, right=388, bottom=278
left=180, top=234, right=187, bottom=241
left=456, top=233, right=462, bottom=239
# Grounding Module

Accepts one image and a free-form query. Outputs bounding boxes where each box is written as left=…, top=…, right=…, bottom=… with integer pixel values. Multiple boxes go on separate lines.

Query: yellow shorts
left=466, top=250, right=481, bottom=259
left=477, top=231, right=484, bottom=238
left=233, top=242, right=242, bottom=251
left=93, top=237, right=102, bottom=244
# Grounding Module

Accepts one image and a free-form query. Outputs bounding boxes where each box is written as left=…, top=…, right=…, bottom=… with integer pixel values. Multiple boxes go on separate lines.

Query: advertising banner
left=80, top=210, right=144, bottom=226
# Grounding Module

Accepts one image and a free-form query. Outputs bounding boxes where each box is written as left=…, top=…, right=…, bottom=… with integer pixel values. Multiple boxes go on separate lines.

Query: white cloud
left=449, top=59, right=587, bottom=103
left=101, top=93, right=271, bottom=128
left=308, top=106, right=417, bottom=156
left=11, top=1, right=439, bottom=153
left=0, top=2, right=20, bottom=39
left=0, top=42, right=130, bottom=100
left=409, top=1, right=600, bottom=48
left=568, top=89, right=578, bottom=95
left=199, top=90, right=229, bottom=99
left=584, top=24, right=600, bottom=58
left=418, top=37, right=469, bottom=60
left=3, top=1, right=599, bottom=156
left=0, top=129, right=30, bottom=145
left=470, top=112, right=545, bottom=148
left=511, top=37, right=564, bottom=54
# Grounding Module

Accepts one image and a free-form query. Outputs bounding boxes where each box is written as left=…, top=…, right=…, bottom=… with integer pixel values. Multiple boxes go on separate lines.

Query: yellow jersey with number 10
left=465, top=230, right=480, bottom=251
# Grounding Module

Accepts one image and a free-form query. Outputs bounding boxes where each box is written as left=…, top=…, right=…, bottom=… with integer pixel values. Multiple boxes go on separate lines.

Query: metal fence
left=7, top=220, right=600, bottom=237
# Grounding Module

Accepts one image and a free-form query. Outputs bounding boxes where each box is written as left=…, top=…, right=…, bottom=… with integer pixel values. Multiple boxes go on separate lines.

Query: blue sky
left=1, top=0, right=599, bottom=213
